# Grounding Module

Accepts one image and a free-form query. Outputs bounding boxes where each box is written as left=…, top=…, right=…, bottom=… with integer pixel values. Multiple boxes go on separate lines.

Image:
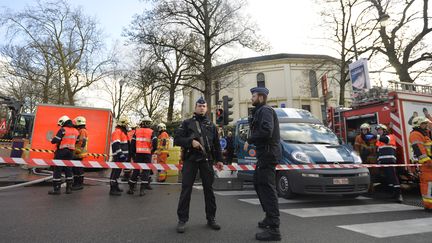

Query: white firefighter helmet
left=140, top=116, right=152, bottom=127
left=360, top=123, right=371, bottom=130
left=74, top=116, right=86, bottom=126
left=412, top=116, right=430, bottom=128
left=117, top=117, right=129, bottom=127
left=375, top=123, right=388, bottom=131
left=57, top=115, right=71, bottom=126
left=158, top=123, right=166, bottom=131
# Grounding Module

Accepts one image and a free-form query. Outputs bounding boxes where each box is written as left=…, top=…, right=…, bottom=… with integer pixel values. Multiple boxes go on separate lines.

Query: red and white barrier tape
left=0, top=156, right=423, bottom=171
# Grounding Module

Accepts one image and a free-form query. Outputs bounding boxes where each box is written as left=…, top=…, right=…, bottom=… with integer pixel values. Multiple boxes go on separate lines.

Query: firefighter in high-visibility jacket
left=109, top=117, right=130, bottom=196
left=354, top=123, right=377, bottom=163
left=49, top=115, right=79, bottom=195
left=71, top=116, right=88, bottom=191
left=354, top=123, right=377, bottom=192
left=128, top=117, right=154, bottom=196
left=409, top=116, right=432, bottom=211
left=375, top=124, right=403, bottom=203
left=154, top=123, right=170, bottom=182
left=121, top=123, right=137, bottom=182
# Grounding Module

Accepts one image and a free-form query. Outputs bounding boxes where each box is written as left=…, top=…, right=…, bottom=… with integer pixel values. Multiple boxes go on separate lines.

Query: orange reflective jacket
left=157, top=131, right=170, bottom=153
left=111, top=127, right=129, bottom=157
left=75, top=128, right=88, bottom=158
left=59, top=127, right=79, bottom=150
left=410, top=129, right=432, bottom=164
left=135, top=128, right=153, bottom=154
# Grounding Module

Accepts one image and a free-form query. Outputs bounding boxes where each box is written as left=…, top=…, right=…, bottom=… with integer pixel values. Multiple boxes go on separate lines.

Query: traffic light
left=216, top=108, right=224, bottom=125
left=222, top=95, right=233, bottom=125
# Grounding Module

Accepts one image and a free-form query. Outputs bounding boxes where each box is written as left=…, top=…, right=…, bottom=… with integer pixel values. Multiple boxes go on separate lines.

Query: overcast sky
left=0, top=0, right=329, bottom=59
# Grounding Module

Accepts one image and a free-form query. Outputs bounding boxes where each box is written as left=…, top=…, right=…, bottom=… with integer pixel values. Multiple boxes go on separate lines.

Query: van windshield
left=280, top=123, right=339, bottom=145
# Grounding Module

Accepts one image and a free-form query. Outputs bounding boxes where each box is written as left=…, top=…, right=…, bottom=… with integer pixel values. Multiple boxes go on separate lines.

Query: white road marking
left=338, top=217, right=432, bottom=238
left=281, top=204, right=420, bottom=217
left=239, top=196, right=371, bottom=205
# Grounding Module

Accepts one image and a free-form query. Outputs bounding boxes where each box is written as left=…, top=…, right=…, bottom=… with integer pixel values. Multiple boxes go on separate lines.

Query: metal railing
left=388, top=80, right=432, bottom=95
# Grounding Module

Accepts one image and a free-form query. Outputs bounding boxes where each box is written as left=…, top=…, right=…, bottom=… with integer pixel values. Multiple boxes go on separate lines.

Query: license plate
left=333, top=178, right=349, bottom=185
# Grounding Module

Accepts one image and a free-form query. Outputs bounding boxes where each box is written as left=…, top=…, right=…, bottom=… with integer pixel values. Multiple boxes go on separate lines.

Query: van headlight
left=291, top=151, right=311, bottom=164
left=350, top=151, right=362, bottom=164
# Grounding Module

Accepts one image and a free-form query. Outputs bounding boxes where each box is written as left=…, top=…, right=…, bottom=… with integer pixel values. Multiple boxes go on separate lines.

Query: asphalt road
left=0, top=180, right=431, bottom=243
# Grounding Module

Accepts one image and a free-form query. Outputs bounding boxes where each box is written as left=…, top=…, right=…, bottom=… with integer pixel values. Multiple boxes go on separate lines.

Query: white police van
left=234, top=108, right=370, bottom=198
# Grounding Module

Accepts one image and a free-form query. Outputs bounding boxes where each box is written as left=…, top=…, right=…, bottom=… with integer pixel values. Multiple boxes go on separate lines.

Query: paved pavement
left=1, top=174, right=432, bottom=243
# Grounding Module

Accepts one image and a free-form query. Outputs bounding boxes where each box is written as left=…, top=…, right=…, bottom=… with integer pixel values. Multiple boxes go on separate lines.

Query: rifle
left=195, top=121, right=213, bottom=161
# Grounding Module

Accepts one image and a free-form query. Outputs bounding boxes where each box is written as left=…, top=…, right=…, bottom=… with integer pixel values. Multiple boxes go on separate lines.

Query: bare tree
left=0, top=0, right=111, bottom=105
left=127, top=29, right=196, bottom=123
left=318, top=0, right=379, bottom=105
left=129, top=0, right=268, bottom=110
left=367, top=0, right=432, bottom=83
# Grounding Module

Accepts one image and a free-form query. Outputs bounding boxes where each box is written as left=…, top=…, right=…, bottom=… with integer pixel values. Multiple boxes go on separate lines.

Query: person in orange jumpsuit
left=154, top=123, right=170, bottom=182
left=354, top=123, right=377, bottom=163
left=71, top=116, right=88, bottom=191
left=409, top=116, right=432, bottom=211
left=354, top=123, right=377, bottom=192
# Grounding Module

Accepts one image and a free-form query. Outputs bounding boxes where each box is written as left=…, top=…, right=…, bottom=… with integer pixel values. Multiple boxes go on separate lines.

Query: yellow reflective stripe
left=136, top=138, right=152, bottom=142
left=419, top=156, right=431, bottom=163
left=422, top=197, right=432, bottom=203
left=136, top=148, right=151, bottom=153
left=411, top=140, right=424, bottom=145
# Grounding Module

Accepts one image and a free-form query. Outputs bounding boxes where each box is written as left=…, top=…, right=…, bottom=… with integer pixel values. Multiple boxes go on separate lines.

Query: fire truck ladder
left=388, top=80, right=432, bottom=95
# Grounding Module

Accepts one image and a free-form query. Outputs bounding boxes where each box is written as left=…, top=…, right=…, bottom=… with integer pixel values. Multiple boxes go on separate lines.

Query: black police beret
left=250, top=87, right=269, bottom=96
left=196, top=96, right=207, bottom=104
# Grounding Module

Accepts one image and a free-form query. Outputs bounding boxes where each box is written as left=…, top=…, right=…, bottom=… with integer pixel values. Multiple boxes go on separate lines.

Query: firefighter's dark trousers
left=130, top=153, right=152, bottom=183
left=53, top=148, right=73, bottom=182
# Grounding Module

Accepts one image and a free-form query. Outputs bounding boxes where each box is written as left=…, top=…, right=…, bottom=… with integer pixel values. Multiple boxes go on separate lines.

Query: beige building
left=181, top=53, right=352, bottom=124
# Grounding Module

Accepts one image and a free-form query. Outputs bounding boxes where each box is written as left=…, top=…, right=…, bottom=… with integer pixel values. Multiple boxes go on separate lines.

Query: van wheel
left=276, top=172, right=295, bottom=199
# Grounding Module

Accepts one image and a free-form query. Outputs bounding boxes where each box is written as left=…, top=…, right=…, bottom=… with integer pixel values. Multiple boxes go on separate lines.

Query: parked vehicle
left=234, top=108, right=370, bottom=198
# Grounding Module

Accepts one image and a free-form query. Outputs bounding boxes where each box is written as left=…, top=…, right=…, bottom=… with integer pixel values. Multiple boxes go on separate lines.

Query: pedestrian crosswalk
left=199, top=187, right=432, bottom=239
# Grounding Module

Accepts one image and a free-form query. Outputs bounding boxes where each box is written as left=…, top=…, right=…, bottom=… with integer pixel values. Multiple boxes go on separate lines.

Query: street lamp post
left=117, top=79, right=126, bottom=119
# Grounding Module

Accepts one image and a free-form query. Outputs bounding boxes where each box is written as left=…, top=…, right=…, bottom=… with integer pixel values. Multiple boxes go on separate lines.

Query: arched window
left=257, top=72, right=265, bottom=87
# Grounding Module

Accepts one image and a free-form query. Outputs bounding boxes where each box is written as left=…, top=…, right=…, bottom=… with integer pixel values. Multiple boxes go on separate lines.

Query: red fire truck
left=328, top=81, right=432, bottom=182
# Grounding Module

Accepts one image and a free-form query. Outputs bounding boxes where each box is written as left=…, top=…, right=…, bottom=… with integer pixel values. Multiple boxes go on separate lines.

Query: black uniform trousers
left=253, top=163, right=280, bottom=228
left=110, top=155, right=127, bottom=183
left=53, top=148, right=74, bottom=181
left=177, top=159, right=216, bottom=222
left=130, top=153, right=152, bottom=182
left=380, top=162, right=400, bottom=191
left=72, top=156, right=84, bottom=177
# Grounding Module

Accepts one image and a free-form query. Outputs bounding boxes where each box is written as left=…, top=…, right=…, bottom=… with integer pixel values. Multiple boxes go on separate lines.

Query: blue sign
left=220, top=138, right=227, bottom=150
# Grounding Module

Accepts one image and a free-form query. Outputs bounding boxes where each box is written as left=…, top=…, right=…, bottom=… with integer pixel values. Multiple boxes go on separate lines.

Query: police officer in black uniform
left=243, top=87, right=282, bottom=241
left=174, top=97, right=224, bottom=233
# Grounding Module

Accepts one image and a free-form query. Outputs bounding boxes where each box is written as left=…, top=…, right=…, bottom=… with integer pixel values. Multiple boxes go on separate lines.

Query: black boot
left=258, top=219, right=270, bottom=229
left=139, top=183, right=146, bottom=196
left=109, top=181, right=122, bottom=196
left=176, top=221, right=186, bottom=233
left=66, top=179, right=73, bottom=194
left=127, top=181, right=136, bottom=195
left=393, top=187, right=403, bottom=203
left=256, top=228, right=281, bottom=241
left=71, top=176, right=84, bottom=191
left=207, top=219, right=221, bottom=230
left=48, top=181, right=61, bottom=195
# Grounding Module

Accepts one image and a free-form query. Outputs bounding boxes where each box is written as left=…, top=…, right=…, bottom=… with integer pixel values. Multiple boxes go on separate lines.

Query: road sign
left=220, top=138, right=227, bottom=150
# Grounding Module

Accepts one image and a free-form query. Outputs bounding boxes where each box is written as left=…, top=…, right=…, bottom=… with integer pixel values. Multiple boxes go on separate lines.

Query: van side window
left=238, top=123, right=249, bottom=142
